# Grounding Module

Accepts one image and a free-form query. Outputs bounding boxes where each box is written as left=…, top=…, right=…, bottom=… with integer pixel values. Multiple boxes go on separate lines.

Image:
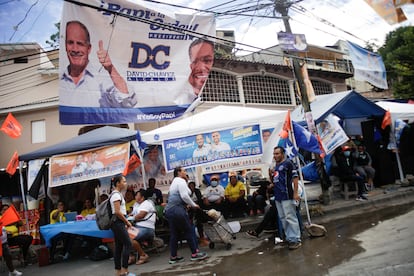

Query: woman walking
left=164, top=166, right=208, bottom=264
left=110, top=174, right=136, bottom=276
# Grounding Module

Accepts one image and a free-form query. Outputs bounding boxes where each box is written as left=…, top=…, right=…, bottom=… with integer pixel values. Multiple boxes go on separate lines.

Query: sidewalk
left=4, top=182, right=414, bottom=276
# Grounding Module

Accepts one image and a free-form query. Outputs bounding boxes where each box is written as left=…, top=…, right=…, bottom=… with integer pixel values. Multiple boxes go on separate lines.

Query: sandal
left=128, top=254, right=136, bottom=265
left=136, top=254, right=149, bottom=265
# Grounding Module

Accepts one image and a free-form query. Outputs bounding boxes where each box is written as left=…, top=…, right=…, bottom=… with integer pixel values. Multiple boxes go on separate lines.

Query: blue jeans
left=275, top=200, right=301, bottom=243
left=165, top=205, right=198, bottom=257
left=134, top=226, right=155, bottom=242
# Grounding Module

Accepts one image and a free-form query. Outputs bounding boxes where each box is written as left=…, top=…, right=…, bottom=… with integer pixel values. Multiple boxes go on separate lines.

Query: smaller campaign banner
left=277, top=33, right=308, bottom=52
left=163, top=124, right=263, bottom=171
left=49, top=143, right=130, bottom=187
left=346, top=41, right=388, bottom=89
left=316, top=114, right=348, bottom=155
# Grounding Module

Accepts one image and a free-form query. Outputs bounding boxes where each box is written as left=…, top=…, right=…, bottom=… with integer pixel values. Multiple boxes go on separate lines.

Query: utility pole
left=274, top=0, right=331, bottom=204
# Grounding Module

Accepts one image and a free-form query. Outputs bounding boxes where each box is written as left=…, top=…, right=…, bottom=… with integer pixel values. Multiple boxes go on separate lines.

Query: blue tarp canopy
left=291, top=90, right=386, bottom=125
left=19, top=126, right=137, bottom=161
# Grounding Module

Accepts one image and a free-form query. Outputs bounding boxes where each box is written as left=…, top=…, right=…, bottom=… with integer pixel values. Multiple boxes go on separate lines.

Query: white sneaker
left=9, top=270, right=23, bottom=276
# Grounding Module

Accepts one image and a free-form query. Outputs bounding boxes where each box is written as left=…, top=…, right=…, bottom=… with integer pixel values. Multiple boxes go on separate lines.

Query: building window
left=32, top=120, right=46, bottom=144
left=312, top=80, right=332, bottom=95
left=14, top=57, right=28, bottom=64
left=202, top=70, right=240, bottom=103
left=243, top=75, right=292, bottom=105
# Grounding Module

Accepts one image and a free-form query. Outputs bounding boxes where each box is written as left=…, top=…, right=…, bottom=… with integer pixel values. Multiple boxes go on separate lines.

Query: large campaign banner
left=49, top=143, right=130, bottom=187
left=346, top=41, right=388, bottom=89
left=162, top=124, right=263, bottom=172
left=316, top=114, right=348, bottom=155
left=59, top=0, right=216, bottom=124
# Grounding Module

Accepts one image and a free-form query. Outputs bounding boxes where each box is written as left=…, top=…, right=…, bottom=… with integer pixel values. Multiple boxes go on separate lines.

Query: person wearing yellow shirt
left=124, top=189, right=136, bottom=215
left=1, top=204, right=33, bottom=266
left=80, top=199, right=96, bottom=217
left=224, top=171, right=248, bottom=218
left=50, top=201, right=67, bottom=224
left=48, top=201, right=72, bottom=263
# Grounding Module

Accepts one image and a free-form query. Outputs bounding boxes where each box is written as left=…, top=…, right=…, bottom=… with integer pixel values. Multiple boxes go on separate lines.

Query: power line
left=8, top=0, right=39, bottom=41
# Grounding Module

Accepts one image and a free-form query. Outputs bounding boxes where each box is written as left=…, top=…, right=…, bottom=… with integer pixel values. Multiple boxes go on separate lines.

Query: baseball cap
left=210, top=174, right=219, bottom=181
left=342, top=145, right=351, bottom=151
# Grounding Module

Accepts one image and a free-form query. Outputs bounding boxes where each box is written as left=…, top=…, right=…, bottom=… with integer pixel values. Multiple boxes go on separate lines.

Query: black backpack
left=96, top=192, right=119, bottom=230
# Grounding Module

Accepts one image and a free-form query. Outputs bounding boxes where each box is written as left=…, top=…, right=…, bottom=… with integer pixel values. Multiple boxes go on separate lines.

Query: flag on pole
left=136, top=130, right=147, bottom=150
left=279, top=138, right=298, bottom=159
left=1, top=113, right=22, bottom=138
left=123, top=153, right=141, bottom=176
left=6, top=151, right=19, bottom=176
left=292, top=121, right=322, bottom=154
left=381, top=110, right=391, bottom=129
left=0, top=204, right=21, bottom=256
left=279, top=110, right=291, bottom=138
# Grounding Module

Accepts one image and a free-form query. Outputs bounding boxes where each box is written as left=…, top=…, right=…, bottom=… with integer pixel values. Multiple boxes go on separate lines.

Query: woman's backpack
left=96, top=192, right=119, bottom=230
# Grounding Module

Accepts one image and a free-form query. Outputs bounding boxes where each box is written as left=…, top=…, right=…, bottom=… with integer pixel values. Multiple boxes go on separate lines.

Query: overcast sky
left=0, top=0, right=413, bottom=54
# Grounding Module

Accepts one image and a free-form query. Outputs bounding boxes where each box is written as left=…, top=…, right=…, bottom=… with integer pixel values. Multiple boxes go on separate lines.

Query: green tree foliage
left=45, top=22, right=60, bottom=49
left=378, top=26, right=414, bottom=99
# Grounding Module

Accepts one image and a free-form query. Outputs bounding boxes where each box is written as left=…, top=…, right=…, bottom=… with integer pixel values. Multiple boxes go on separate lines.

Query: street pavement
left=4, top=182, right=414, bottom=276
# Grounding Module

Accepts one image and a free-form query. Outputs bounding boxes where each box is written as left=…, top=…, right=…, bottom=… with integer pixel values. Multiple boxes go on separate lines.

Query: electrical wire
left=8, top=0, right=39, bottom=41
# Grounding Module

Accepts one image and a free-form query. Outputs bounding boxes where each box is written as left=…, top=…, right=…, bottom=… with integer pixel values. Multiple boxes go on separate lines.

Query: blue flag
left=136, top=130, right=147, bottom=150
left=279, top=138, right=298, bottom=159
left=292, top=121, right=322, bottom=154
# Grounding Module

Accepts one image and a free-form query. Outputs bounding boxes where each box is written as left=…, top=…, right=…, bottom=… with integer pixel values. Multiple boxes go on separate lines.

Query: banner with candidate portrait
left=162, top=124, right=263, bottom=172
left=316, top=114, right=349, bottom=155
left=59, top=0, right=216, bottom=125
left=346, top=41, right=388, bottom=89
left=49, top=143, right=130, bottom=187
left=277, top=33, right=308, bottom=52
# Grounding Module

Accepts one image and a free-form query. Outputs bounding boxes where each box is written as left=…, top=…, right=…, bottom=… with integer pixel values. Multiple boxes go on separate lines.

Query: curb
left=236, top=185, right=414, bottom=231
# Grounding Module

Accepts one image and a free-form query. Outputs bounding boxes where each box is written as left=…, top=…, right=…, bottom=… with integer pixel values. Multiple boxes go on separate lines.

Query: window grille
left=312, top=80, right=332, bottom=95
left=202, top=70, right=239, bottom=103
left=243, top=75, right=292, bottom=105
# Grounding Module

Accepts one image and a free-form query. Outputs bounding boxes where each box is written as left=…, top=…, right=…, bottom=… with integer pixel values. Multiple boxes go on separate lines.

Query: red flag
left=0, top=204, right=21, bottom=227
left=123, top=153, right=141, bottom=176
left=1, top=113, right=22, bottom=138
left=279, top=110, right=291, bottom=138
left=283, top=110, right=291, bottom=131
left=6, top=151, right=19, bottom=176
left=381, top=110, right=391, bottom=129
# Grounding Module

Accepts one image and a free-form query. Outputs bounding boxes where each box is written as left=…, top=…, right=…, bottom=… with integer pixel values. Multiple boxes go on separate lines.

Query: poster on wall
left=316, top=114, right=349, bottom=155
left=59, top=0, right=216, bottom=124
left=162, top=124, right=263, bottom=172
left=49, top=143, right=130, bottom=187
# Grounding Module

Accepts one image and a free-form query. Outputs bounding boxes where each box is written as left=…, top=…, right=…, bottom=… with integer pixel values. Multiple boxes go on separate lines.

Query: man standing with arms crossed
left=271, top=146, right=302, bottom=250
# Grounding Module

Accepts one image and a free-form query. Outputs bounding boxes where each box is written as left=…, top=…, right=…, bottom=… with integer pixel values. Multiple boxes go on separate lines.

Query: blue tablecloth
left=40, top=220, right=114, bottom=247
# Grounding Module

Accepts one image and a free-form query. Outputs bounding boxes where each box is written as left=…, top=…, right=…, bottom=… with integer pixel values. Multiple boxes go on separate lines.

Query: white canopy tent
left=376, top=101, right=414, bottom=123
left=142, top=105, right=288, bottom=169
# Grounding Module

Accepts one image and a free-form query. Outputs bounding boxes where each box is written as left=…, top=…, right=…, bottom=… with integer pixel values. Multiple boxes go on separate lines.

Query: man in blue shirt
left=271, top=146, right=301, bottom=250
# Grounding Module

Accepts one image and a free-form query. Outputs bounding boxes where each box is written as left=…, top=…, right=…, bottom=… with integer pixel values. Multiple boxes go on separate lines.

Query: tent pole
left=131, top=140, right=147, bottom=189
left=18, top=161, right=28, bottom=211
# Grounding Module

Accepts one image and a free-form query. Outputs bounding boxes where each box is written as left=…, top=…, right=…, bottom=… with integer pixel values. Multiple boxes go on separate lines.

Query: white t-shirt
left=130, top=200, right=156, bottom=229
left=203, top=185, right=225, bottom=202
left=110, top=191, right=126, bottom=216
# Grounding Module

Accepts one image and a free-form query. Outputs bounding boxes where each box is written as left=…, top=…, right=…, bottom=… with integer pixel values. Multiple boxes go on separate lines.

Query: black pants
left=8, top=234, right=33, bottom=260
left=110, top=219, right=132, bottom=270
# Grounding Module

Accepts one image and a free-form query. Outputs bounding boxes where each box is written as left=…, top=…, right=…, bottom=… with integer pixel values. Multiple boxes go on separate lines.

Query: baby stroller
left=203, top=209, right=236, bottom=250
